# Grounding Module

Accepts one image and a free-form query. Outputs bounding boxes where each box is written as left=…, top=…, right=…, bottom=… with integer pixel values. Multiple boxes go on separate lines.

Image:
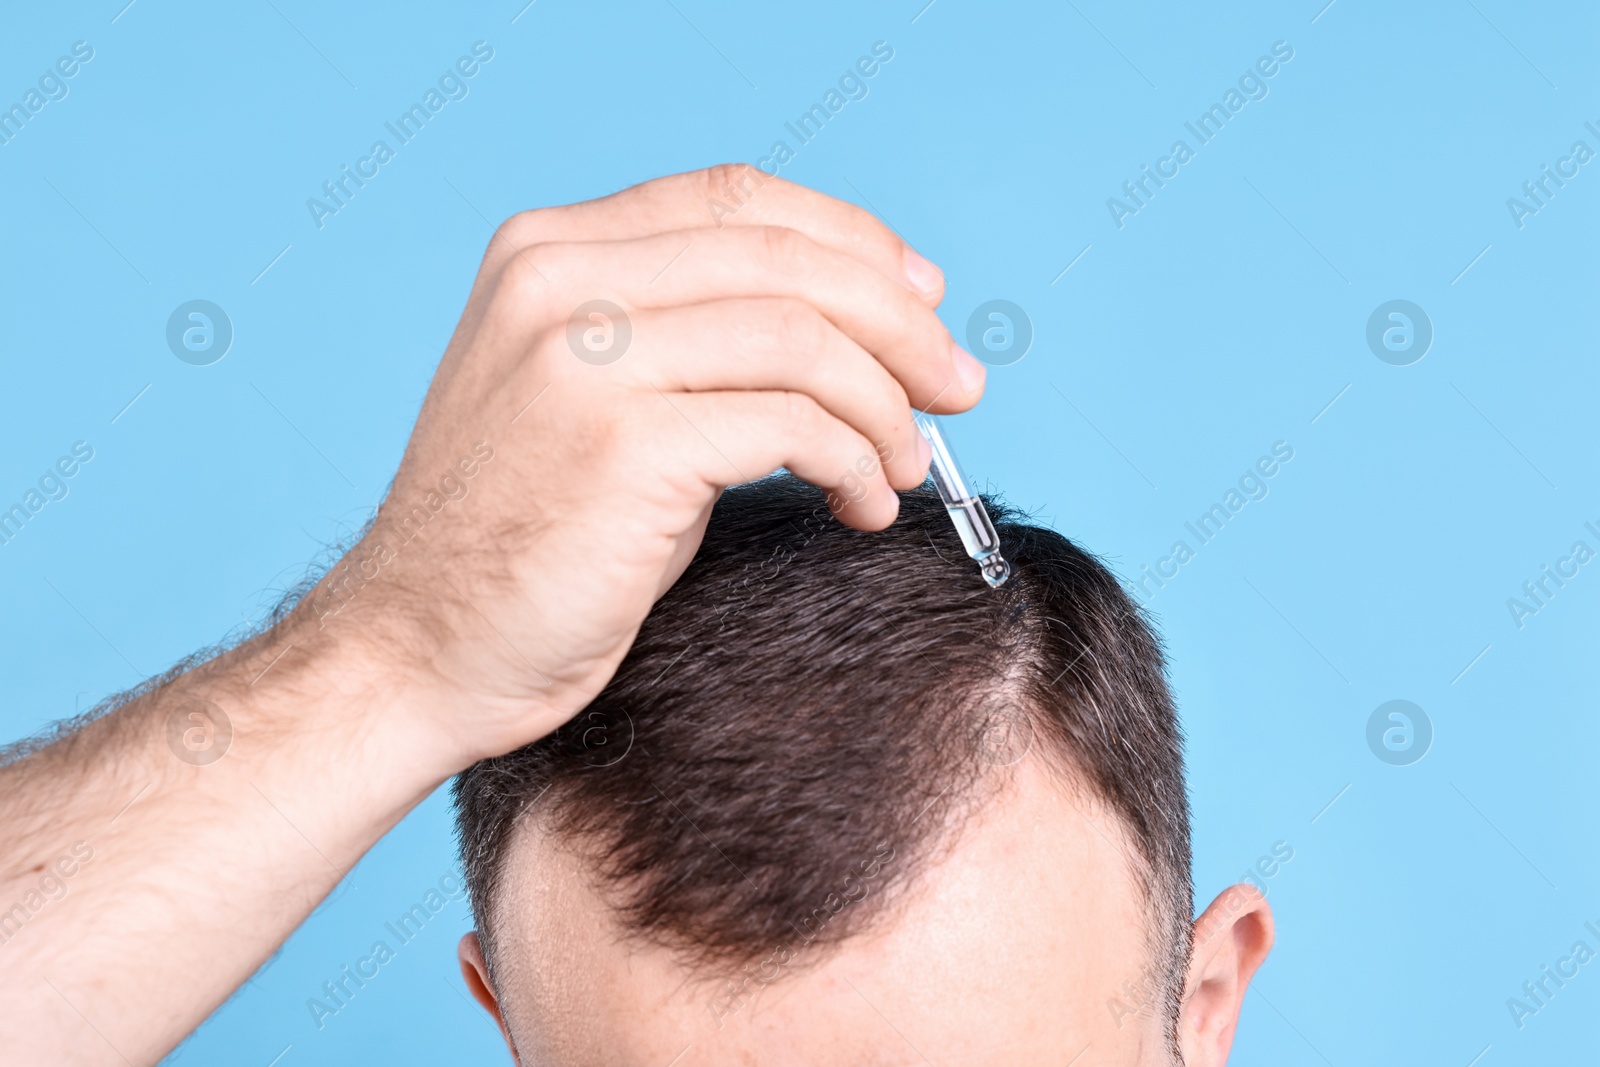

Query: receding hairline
left=479, top=681, right=1172, bottom=997
left=485, top=727, right=1158, bottom=993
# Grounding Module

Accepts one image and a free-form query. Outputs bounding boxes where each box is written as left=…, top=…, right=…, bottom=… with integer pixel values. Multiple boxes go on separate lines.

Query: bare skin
left=459, top=758, right=1273, bottom=1066
left=0, top=165, right=986, bottom=1064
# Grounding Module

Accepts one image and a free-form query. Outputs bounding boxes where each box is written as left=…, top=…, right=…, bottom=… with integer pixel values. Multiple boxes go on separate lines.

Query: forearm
left=0, top=602, right=451, bottom=1065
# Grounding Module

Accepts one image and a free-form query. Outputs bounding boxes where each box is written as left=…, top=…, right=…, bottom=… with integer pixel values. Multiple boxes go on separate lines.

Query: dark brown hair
left=453, top=474, right=1191, bottom=1029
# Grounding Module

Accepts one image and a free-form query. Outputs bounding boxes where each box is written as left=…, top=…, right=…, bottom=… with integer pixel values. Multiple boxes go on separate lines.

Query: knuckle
left=841, top=199, right=901, bottom=254
left=903, top=300, right=946, bottom=348
left=699, top=163, right=793, bottom=215
left=491, top=245, right=577, bottom=330
left=703, top=162, right=767, bottom=200
left=492, top=209, right=545, bottom=254
left=752, top=226, right=815, bottom=280
left=777, top=389, right=823, bottom=436
left=496, top=248, right=551, bottom=307
left=769, top=297, right=825, bottom=347
left=867, top=374, right=911, bottom=429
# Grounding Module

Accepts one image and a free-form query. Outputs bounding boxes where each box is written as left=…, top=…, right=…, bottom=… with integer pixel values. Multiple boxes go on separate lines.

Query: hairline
left=475, top=698, right=1186, bottom=1021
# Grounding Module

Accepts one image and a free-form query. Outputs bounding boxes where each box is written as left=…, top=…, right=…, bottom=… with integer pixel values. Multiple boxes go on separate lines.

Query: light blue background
left=3, top=1, right=1596, bottom=1063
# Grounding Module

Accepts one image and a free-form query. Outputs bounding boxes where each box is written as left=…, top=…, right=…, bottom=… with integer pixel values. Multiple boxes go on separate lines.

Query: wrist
left=198, top=514, right=597, bottom=784
left=161, top=600, right=462, bottom=821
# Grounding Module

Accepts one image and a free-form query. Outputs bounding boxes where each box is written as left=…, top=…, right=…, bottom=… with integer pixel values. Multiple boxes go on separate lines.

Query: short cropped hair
left=453, top=474, right=1192, bottom=1032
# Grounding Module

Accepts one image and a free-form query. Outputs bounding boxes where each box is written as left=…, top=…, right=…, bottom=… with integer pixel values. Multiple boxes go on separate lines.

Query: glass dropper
left=915, top=414, right=1011, bottom=589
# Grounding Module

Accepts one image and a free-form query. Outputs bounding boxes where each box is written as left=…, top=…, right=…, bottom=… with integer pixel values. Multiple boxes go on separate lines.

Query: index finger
left=495, top=165, right=946, bottom=307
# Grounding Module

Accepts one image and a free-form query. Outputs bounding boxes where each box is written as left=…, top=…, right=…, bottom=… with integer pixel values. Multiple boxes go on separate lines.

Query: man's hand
left=0, top=166, right=982, bottom=1063
left=335, top=164, right=984, bottom=766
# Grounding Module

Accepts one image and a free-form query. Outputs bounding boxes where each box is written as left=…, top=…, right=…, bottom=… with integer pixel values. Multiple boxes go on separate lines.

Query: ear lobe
left=1178, top=884, right=1275, bottom=1067
left=459, top=930, right=522, bottom=1064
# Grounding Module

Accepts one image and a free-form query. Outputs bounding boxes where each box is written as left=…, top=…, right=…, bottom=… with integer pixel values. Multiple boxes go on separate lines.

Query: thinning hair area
left=453, top=473, right=1193, bottom=1037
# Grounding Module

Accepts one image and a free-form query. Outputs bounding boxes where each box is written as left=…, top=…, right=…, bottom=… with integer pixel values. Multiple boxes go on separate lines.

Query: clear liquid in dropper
left=945, top=498, right=1012, bottom=588
left=917, top=413, right=1012, bottom=588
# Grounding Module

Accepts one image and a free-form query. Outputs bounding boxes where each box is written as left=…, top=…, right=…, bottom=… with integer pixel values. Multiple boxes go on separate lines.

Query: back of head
left=454, top=473, right=1191, bottom=1044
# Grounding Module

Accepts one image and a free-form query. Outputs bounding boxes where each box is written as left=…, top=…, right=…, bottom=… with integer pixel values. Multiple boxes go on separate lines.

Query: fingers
left=649, top=390, right=901, bottom=531
left=525, top=226, right=985, bottom=413
left=497, top=165, right=945, bottom=307
left=605, top=299, right=929, bottom=490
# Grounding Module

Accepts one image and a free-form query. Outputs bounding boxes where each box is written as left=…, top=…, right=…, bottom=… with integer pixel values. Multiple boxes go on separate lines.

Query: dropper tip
left=979, top=554, right=1012, bottom=589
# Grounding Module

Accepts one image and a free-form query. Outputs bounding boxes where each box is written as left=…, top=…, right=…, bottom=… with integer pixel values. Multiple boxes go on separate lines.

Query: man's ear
left=1177, top=884, right=1275, bottom=1067
left=459, top=930, right=522, bottom=1065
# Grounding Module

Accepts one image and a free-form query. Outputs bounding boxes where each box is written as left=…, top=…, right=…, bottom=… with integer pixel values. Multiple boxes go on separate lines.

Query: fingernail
left=915, top=427, right=933, bottom=470
left=952, top=340, right=986, bottom=398
left=902, top=247, right=944, bottom=299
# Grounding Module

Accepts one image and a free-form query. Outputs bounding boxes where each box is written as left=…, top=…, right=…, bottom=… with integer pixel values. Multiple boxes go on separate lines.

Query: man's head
left=452, top=476, right=1272, bottom=1065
